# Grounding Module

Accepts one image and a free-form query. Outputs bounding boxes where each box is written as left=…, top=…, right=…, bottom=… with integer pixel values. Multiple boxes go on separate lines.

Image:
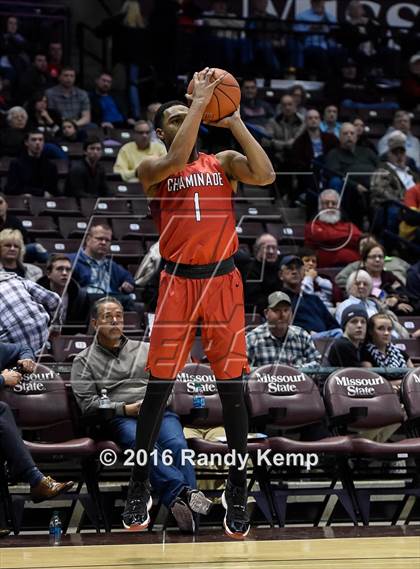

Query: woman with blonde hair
left=0, top=229, right=42, bottom=282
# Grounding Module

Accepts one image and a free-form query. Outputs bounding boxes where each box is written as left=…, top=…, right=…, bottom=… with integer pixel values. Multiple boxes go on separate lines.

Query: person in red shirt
left=122, top=68, right=275, bottom=538
left=304, top=188, right=361, bottom=267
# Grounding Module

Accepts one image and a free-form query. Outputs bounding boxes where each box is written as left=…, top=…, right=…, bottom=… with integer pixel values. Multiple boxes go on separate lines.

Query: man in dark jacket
left=245, top=233, right=280, bottom=313
left=89, top=71, right=127, bottom=128
left=38, top=254, right=90, bottom=333
left=292, top=109, right=338, bottom=172
left=0, top=342, right=74, bottom=536
left=65, top=136, right=110, bottom=198
left=279, top=255, right=342, bottom=338
left=5, top=131, right=58, bottom=196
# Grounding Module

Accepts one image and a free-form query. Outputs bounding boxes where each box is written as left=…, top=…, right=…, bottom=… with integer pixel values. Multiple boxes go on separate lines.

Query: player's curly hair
left=154, top=100, right=187, bottom=131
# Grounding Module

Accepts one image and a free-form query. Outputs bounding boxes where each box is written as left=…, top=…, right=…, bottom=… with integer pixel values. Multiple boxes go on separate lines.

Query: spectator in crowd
left=278, top=255, right=342, bottom=338
left=245, top=233, right=280, bottom=313
left=353, top=117, right=376, bottom=153
left=335, top=233, right=410, bottom=289
left=406, top=260, right=420, bottom=312
left=324, top=58, right=381, bottom=108
left=71, top=297, right=211, bottom=532
left=69, top=222, right=135, bottom=310
left=360, top=242, right=413, bottom=314
left=399, top=180, right=420, bottom=243
left=47, top=41, right=64, bottom=80
left=327, top=304, right=368, bottom=367
left=246, top=291, right=321, bottom=368
left=291, top=108, right=338, bottom=172
left=89, top=71, right=127, bottom=128
left=362, top=313, right=414, bottom=371
left=0, top=105, right=28, bottom=156
left=320, top=105, right=341, bottom=138
left=65, top=136, right=110, bottom=198
left=0, top=391, right=73, bottom=537
left=304, top=189, right=362, bottom=267
left=289, top=84, right=308, bottom=119
left=202, top=0, right=245, bottom=70
left=146, top=101, right=163, bottom=142
left=240, top=78, right=273, bottom=131
left=300, top=246, right=342, bottom=311
left=399, top=53, right=420, bottom=112
left=0, top=229, right=42, bottom=281
left=5, top=130, right=58, bottom=196
left=0, top=272, right=61, bottom=353
left=247, top=0, right=283, bottom=77
left=294, top=0, right=337, bottom=78
left=17, top=51, right=54, bottom=104
left=26, top=91, right=61, bottom=140
left=0, top=192, right=27, bottom=237
left=335, top=269, right=379, bottom=326
left=338, top=0, right=382, bottom=69
left=113, top=119, right=166, bottom=183
left=57, top=118, right=87, bottom=144
left=377, top=111, right=420, bottom=169
left=0, top=16, right=29, bottom=81
left=370, top=131, right=419, bottom=233
left=263, top=93, right=304, bottom=169
left=37, top=254, right=90, bottom=332
left=325, top=122, right=379, bottom=226
left=46, top=66, right=91, bottom=127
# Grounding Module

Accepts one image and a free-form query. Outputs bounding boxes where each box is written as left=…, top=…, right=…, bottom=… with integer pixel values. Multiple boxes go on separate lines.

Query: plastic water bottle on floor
left=49, top=510, right=62, bottom=545
left=193, top=382, right=206, bottom=409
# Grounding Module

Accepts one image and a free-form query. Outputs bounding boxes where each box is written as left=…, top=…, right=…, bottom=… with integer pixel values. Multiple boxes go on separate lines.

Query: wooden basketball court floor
left=1, top=527, right=419, bottom=569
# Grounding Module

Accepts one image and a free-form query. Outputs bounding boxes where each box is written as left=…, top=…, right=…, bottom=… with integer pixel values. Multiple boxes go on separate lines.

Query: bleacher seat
left=107, top=181, right=141, bottom=197
left=36, top=238, right=82, bottom=254
left=30, top=197, right=80, bottom=217
left=236, top=221, right=265, bottom=241
left=109, top=240, right=144, bottom=264
left=266, top=223, right=305, bottom=243
left=398, top=317, right=420, bottom=335
left=246, top=364, right=356, bottom=526
left=59, top=142, right=84, bottom=158
left=111, top=219, right=155, bottom=240
left=17, top=216, right=60, bottom=238
left=93, top=198, right=133, bottom=215
left=3, top=195, right=30, bottom=214
left=58, top=217, right=89, bottom=239
left=393, top=339, right=420, bottom=364
left=51, top=335, right=93, bottom=362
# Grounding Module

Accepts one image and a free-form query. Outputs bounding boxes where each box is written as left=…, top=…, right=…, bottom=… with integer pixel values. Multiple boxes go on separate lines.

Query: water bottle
left=49, top=510, right=62, bottom=545
left=192, top=382, right=206, bottom=409
left=98, top=388, right=112, bottom=409
left=98, top=388, right=113, bottom=420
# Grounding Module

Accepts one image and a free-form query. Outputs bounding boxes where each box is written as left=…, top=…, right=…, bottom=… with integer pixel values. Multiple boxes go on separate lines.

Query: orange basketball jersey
left=149, top=153, right=238, bottom=264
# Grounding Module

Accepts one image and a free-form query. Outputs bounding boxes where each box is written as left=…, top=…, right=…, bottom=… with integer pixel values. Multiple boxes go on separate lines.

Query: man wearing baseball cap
left=328, top=304, right=368, bottom=367
left=246, top=290, right=321, bottom=368
left=371, top=129, right=419, bottom=232
left=278, top=255, right=342, bottom=339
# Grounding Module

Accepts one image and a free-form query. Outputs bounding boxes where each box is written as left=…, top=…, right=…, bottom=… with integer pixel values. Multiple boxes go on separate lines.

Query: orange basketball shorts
left=146, top=268, right=250, bottom=379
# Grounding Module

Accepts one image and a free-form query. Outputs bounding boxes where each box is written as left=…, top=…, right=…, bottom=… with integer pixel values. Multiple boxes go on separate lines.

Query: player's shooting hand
left=186, top=67, right=226, bottom=107
left=203, top=108, right=241, bottom=129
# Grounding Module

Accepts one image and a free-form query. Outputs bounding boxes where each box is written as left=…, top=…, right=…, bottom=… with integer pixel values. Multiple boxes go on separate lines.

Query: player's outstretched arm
left=138, top=68, right=225, bottom=194
left=212, top=109, right=276, bottom=186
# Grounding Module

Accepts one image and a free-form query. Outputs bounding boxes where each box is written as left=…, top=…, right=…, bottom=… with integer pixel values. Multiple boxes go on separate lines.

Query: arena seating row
left=2, top=363, right=420, bottom=531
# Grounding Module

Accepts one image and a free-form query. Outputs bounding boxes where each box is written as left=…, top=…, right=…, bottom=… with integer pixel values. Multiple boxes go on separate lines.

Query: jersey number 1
left=194, top=192, right=201, bottom=222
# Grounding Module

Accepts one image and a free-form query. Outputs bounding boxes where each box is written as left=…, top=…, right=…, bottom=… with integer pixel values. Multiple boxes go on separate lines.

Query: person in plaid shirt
left=246, top=291, right=321, bottom=368
left=0, top=272, right=61, bottom=354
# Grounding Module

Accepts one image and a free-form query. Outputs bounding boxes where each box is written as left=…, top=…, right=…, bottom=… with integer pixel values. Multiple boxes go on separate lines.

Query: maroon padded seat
left=401, top=367, right=420, bottom=424
left=36, top=238, right=82, bottom=255
left=235, top=221, right=265, bottom=241
left=17, top=216, right=60, bottom=238
left=59, top=142, right=84, bottom=158
left=246, top=365, right=356, bottom=525
left=0, top=365, right=105, bottom=531
left=93, top=198, right=133, bottom=215
left=30, top=197, right=80, bottom=217
left=3, top=195, right=30, bottom=214
left=111, top=219, right=150, bottom=240
left=265, top=223, right=305, bottom=243
left=107, top=181, right=141, bottom=197
left=51, top=335, right=93, bottom=362
left=58, top=217, right=89, bottom=239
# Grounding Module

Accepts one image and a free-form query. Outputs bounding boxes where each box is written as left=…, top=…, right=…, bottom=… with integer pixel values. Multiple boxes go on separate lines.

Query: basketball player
left=122, top=68, right=275, bottom=538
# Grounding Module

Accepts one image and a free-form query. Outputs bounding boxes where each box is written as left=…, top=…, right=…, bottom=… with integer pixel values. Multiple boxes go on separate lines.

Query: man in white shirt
left=377, top=111, right=420, bottom=168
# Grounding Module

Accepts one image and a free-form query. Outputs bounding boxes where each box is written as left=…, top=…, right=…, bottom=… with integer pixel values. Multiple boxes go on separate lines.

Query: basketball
left=187, top=68, right=241, bottom=123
